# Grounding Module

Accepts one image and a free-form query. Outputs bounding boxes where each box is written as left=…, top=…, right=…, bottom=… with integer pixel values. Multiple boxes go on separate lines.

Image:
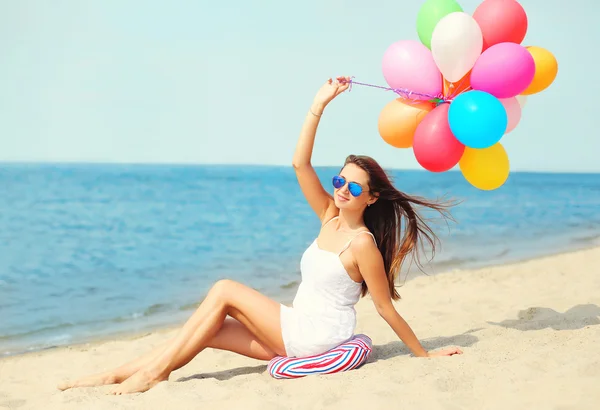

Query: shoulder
left=350, top=231, right=379, bottom=259
left=350, top=231, right=385, bottom=277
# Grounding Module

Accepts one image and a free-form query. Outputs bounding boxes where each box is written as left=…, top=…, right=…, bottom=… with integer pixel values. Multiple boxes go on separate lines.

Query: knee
left=208, top=279, right=236, bottom=301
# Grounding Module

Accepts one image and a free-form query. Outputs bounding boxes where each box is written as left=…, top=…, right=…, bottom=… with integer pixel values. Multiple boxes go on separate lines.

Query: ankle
left=145, top=362, right=172, bottom=380
left=111, top=372, right=128, bottom=384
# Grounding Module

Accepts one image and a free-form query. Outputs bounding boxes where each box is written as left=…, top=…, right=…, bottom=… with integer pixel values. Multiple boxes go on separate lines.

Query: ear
left=367, top=193, right=379, bottom=206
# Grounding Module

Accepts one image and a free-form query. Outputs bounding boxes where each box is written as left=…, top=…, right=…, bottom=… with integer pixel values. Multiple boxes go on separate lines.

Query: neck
left=336, top=208, right=365, bottom=231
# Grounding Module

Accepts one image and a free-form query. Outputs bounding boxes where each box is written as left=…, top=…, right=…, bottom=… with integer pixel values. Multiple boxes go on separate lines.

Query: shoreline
left=3, top=240, right=599, bottom=360
left=3, top=162, right=599, bottom=363
left=1, top=243, right=599, bottom=409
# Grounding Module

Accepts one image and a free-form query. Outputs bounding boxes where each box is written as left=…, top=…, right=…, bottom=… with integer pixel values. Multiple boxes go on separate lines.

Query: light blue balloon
left=448, top=90, right=507, bottom=149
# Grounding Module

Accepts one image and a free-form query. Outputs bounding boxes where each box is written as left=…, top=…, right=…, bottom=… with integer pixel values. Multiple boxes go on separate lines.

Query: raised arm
left=292, top=77, right=350, bottom=222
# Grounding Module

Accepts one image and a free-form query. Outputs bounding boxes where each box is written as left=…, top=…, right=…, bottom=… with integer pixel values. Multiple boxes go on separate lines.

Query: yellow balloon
left=459, top=144, right=510, bottom=191
left=521, top=46, right=558, bottom=95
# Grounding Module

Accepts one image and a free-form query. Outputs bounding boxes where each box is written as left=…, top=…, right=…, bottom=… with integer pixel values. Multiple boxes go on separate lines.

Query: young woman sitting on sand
left=58, top=76, right=463, bottom=395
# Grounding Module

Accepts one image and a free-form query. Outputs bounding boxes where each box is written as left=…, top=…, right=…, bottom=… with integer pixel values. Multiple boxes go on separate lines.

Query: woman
left=58, top=76, right=462, bottom=395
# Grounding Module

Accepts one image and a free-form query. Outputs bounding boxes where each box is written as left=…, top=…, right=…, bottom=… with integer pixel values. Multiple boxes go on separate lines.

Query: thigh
left=208, top=317, right=277, bottom=361
left=211, top=279, right=286, bottom=356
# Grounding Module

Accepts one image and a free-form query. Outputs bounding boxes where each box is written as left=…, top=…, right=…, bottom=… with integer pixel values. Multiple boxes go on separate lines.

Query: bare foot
left=57, top=372, right=117, bottom=391
left=109, top=368, right=168, bottom=395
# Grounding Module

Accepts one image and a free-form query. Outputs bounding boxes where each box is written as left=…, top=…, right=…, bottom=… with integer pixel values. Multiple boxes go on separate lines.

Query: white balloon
left=431, top=12, right=483, bottom=83
left=515, top=94, right=528, bottom=109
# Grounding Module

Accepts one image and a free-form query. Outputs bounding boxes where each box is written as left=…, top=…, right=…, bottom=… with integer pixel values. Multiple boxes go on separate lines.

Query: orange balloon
left=443, top=71, right=472, bottom=99
left=521, top=46, right=558, bottom=95
left=378, top=98, right=434, bottom=148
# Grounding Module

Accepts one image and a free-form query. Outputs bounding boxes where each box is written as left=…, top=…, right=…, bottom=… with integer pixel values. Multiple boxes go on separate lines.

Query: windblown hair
left=343, top=155, right=456, bottom=300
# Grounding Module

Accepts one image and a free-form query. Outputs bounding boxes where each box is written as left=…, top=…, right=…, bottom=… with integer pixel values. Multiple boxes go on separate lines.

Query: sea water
left=1, top=163, right=599, bottom=356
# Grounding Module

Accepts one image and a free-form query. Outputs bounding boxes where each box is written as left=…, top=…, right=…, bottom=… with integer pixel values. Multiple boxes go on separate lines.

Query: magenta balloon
left=471, top=42, right=535, bottom=98
left=382, top=40, right=442, bottom=100
left=413, top=103, right=465, bottom=172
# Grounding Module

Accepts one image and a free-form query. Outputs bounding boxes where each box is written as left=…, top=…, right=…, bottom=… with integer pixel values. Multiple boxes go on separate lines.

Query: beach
left=1, top=244, right=598, bottom=410
left=3, top=165, right=600, bottom=358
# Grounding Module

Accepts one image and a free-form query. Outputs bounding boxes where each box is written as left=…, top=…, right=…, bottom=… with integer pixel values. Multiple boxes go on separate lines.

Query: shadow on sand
left=368, top=328, right=481, bottom=363
left=487, top=304, right=600, bottom=331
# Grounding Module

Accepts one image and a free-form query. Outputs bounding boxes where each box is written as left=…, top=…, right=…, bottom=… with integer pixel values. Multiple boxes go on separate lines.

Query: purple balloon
left=382, top=40, right=442, bottom=101
left=471, top=42, right=535, bottom=98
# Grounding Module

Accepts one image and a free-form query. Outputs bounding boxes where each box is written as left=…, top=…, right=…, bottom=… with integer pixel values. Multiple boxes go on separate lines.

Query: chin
left=335, top=200, right=348, bottom=209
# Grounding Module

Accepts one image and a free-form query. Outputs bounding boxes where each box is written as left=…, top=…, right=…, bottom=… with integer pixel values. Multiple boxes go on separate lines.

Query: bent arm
left=353, top=237, right=429, bottom=357
left=377, top=303, right=428, bottom=357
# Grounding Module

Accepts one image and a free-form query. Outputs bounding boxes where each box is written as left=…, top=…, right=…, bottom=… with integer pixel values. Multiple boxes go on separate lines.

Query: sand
left=1, top=246, right=599, bottom=410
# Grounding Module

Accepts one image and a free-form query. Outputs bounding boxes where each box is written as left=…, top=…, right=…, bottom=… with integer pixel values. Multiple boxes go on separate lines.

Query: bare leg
left=57, top=337, right=174, bottom=390
left=111, top=280, right=284, bottom=395
left=58, top=316, right=279, bottom=391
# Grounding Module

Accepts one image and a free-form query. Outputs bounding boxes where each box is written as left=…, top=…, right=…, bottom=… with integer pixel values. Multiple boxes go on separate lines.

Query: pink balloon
left=382, top=40, right=442, bottom=101
left=470, top=42, right=535, bottom=98
left=413, top=104, right=465, bottom=172
left=473, top=0, right=528, bottom=50
left=499, top=97, right=521, bottom=133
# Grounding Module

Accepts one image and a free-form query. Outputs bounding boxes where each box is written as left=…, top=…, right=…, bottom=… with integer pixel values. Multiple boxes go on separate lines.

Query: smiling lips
left=337, top=194, right=349, bottom=202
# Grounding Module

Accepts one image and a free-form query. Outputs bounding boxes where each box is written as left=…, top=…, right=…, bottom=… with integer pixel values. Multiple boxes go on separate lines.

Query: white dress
left=280, top=217, right=376, bottom=358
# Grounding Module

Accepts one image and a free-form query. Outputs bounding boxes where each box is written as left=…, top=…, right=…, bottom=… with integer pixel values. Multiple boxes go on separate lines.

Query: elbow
left=375, top=302, right=393, bottom=319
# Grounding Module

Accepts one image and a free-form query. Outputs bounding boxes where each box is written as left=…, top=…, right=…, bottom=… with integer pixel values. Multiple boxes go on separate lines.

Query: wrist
left=413, top=349, right=429, bottom=358
left=310, top=101, right=325, bottom=116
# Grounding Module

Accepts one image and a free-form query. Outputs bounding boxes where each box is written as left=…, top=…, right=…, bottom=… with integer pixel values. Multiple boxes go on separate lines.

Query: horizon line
left=1, top=160, right=599, bottom=175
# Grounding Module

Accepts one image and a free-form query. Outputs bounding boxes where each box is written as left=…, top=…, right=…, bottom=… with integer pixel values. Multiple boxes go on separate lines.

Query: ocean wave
left=142, top=303, right=172, bottom=316
left=0, top=302, right=181, bottom=344
left=0, top=322, right=76, bottom=342
left=279, top=280, right=299, bottom=290
left=571, top=234, right=600, bottom=245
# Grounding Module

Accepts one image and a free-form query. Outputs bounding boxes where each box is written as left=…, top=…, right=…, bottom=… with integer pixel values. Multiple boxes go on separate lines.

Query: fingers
left=437, top=347, right=463, bottom=356
left=329, top=76, right=351, bottom=86
left=337, top=85, right=350, bottom=95
left=321, top=76, right=352, bottom=99
left=427, top=346, right=464, bottom=358
left=333, top=76, right=351, bottom=95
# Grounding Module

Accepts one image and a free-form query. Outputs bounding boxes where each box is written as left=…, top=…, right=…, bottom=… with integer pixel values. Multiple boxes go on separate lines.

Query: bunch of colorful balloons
left=377, top=0, right=558, bottom=190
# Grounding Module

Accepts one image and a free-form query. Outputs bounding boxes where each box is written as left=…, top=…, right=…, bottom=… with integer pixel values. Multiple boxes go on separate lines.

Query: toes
left=57, top=381, right=73, bottom=391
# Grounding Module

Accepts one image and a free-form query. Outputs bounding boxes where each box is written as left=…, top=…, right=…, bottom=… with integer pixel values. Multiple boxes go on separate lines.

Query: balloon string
left=344, top=77, right=449, bottom=105
left=446, top=74, right=471, bottom=100
left=449, top=85, right=471, bottom=100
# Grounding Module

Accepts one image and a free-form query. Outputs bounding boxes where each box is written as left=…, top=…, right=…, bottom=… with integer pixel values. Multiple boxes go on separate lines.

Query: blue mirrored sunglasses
left=332, top=175, right=364, bottom=197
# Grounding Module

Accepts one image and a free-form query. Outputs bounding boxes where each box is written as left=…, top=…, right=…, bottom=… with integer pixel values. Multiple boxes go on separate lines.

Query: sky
left=0, top=0, right=598, bottom=172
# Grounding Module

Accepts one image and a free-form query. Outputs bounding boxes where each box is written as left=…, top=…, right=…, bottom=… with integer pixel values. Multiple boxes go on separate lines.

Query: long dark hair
left=343, top=155, right=455, bottom=300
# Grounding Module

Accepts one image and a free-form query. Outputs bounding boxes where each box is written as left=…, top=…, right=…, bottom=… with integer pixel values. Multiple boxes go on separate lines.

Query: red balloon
left=473, top=0, right=528, bottom=50
left=413, top=104, right=465, bottom=172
